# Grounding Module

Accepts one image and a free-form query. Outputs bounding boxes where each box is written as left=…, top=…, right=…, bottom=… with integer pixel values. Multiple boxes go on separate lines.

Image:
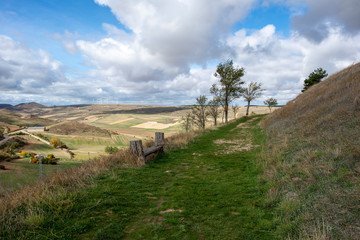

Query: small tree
left=191, top=95, right=209, bottom=130
left=50, top=138, right=62, bottom=148
left=302, top=68, right=328, bottom=92
left=241, top=82, right=264, bottom=116
left=208, top=98, right=221, bottom=126
left=211, top=60, right=245, bottom=123
left=264, top=98, right=278, bottom=112
left=181, top=112, right=193, bottom=132
left=232, top=104, right=240, bottom=119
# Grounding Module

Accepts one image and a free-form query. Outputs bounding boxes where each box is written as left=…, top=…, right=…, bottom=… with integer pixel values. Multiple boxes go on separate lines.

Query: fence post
left=130, top=140, right=145, bottom=166
left=155, top=132, right=165, bottom=147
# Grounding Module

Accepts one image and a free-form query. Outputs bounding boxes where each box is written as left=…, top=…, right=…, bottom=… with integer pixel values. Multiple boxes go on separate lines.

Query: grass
left=1, top=116, right=278, bottom=239
left=261, top=62, right=360, bottom=239
left=0, top=159, right=82, bottom=194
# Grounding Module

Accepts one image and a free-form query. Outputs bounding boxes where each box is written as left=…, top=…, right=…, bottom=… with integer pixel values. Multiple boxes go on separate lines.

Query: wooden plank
left=130, top=140, right=145, bottom=166
left=143, top=145, right=162, bottom=157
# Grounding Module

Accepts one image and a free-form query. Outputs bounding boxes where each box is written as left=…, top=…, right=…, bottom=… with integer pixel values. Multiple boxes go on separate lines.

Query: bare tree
left=232, top=104, right=240, bottom=119
left=241, top=82, right=264, bottom=116
left=263, top=98, right=278, bottom=112
left=191, top=95, right=209, bottom=130
left=181, top=112, right=193, bottom=132
left=211, top=60, right=245, bottom=123
left=208, top=98, right=221, bottom=126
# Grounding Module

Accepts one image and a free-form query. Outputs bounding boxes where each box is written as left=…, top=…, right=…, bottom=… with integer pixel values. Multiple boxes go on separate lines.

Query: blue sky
left=0, top=0, right=359, bottom=106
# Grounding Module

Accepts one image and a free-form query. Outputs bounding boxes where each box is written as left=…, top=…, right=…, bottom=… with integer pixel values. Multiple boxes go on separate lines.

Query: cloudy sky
left=0, top=0, right=359, bottom=106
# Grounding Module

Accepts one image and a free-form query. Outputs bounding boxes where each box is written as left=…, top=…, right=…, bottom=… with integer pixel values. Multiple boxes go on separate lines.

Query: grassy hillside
left=48, top=121, right=110, bottom=137
left=0, top=109, right=56, bottom=127
left=0, top=116, right=279, bottom=239
left=261, top=62, right=360, bottom=239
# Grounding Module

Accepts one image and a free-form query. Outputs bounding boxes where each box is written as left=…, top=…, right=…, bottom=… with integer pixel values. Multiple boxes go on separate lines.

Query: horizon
left=1, top=0, right=359, bottom=106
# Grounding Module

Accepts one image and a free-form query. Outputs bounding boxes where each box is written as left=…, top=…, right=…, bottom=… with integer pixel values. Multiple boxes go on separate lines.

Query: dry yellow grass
left=261, top=62, right=360, bottom=239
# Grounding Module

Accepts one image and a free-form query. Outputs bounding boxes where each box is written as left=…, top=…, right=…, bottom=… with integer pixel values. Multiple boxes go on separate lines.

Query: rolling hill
left=48, top=121, right=111, bottom=137
left=8, top=102, right=47, bottom=111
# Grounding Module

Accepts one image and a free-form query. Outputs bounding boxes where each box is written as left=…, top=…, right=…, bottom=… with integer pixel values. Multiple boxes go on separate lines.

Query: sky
left=0, top=0, right=359, bottom=106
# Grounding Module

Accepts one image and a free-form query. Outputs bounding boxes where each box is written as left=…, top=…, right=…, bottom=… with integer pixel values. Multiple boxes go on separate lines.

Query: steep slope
left=262, top=62, right=360, bottom=239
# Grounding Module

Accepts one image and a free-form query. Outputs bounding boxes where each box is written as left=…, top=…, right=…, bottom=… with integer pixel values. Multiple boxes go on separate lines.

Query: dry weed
left=261, top=62, right=360, bottom=239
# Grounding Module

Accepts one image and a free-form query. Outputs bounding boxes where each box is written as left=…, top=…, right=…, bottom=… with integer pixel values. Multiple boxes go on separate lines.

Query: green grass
left=5, top=116, right=277, bottom=239
left=0, top=159, right=82, bottom=194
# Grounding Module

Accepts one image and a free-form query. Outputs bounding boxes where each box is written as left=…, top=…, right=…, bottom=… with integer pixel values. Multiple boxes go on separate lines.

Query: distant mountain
left=0, top=104, right=12, bottom=109
left=10, top=102, right=47, bottom=111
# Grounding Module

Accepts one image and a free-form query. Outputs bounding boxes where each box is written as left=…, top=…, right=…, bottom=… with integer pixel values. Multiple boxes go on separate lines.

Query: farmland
left=0, top=104, right=273, bottom=194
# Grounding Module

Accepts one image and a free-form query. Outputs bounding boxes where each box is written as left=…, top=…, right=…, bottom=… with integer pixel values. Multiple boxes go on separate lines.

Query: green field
left=25, top=132, right=139, bottom=161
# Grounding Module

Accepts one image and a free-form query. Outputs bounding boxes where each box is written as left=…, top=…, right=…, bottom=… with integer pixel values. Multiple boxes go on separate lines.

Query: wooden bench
left=129, top=132, right=164, bottom=165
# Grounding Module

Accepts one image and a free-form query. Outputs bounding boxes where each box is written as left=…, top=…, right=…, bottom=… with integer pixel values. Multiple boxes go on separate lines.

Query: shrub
left=49, top=138, right=61, bottom=148
left=105, top=146, right=119, bottom=154
left=29, top=154, right=58, bottom=165
left=20, top=151, right=27, bottom=158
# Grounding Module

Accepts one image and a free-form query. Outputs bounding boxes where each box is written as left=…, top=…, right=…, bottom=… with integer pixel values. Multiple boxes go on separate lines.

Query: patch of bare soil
left=213, top=138, right=259, bottom=154
left=132, top=121, right=179, bottom=130
left=159, top=209, right=183, bottom=214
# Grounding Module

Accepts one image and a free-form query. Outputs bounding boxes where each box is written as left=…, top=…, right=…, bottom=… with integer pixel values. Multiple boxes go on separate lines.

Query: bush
left=34, top=133, right=49, bottom=141
left=49, top=138, right=67, bottom=149
left=20, top=151, right=27, bottom=158
left=0, top=152, right=17, bottom=163
left=50, top=138, right=61, bottom=148
left=105, top=146, right=119, bottom=154
left=29, top=154, right=58, bottom=165
left=0, top=137, right=27, bottom=151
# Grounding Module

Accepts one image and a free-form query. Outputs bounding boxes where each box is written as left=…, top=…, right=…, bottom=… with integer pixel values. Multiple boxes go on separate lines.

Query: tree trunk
left=224, top=105, right=228, bottom=123
left=246, top=101, right=250, bottom=116
left=214, top=117, right=217, bottom=126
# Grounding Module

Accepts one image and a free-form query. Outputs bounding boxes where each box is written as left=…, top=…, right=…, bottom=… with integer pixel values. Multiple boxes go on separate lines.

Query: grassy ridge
left=2, top=116, right=277, bottom=239
left=261, top=62, right=360, bottom=239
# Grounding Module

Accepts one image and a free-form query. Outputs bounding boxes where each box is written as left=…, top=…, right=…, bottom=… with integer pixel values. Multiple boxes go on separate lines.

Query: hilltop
left=8, top=102, right=48, bottom=112
left=0, top=104, right=12, bottom=109
left=48, top=121, right=110, bottom=137
left=262, top=62, right=360, bottom=239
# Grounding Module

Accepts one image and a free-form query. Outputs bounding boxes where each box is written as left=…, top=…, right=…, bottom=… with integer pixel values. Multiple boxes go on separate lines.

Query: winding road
left=0, top=130, right=51, bottom=146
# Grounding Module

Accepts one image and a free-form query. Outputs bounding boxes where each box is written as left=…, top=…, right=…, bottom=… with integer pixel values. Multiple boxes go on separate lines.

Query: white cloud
left=0, top=35, right=65, bottom=93
left=287, top=0, right=360, bottom=42
left=227, top=24, right=360, bottom=104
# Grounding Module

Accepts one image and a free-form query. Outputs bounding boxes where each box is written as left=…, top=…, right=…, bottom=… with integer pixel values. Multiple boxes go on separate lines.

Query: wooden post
left=130, top=140, right=145, bottom=166
left=155, top=132, right=165, bottom=147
